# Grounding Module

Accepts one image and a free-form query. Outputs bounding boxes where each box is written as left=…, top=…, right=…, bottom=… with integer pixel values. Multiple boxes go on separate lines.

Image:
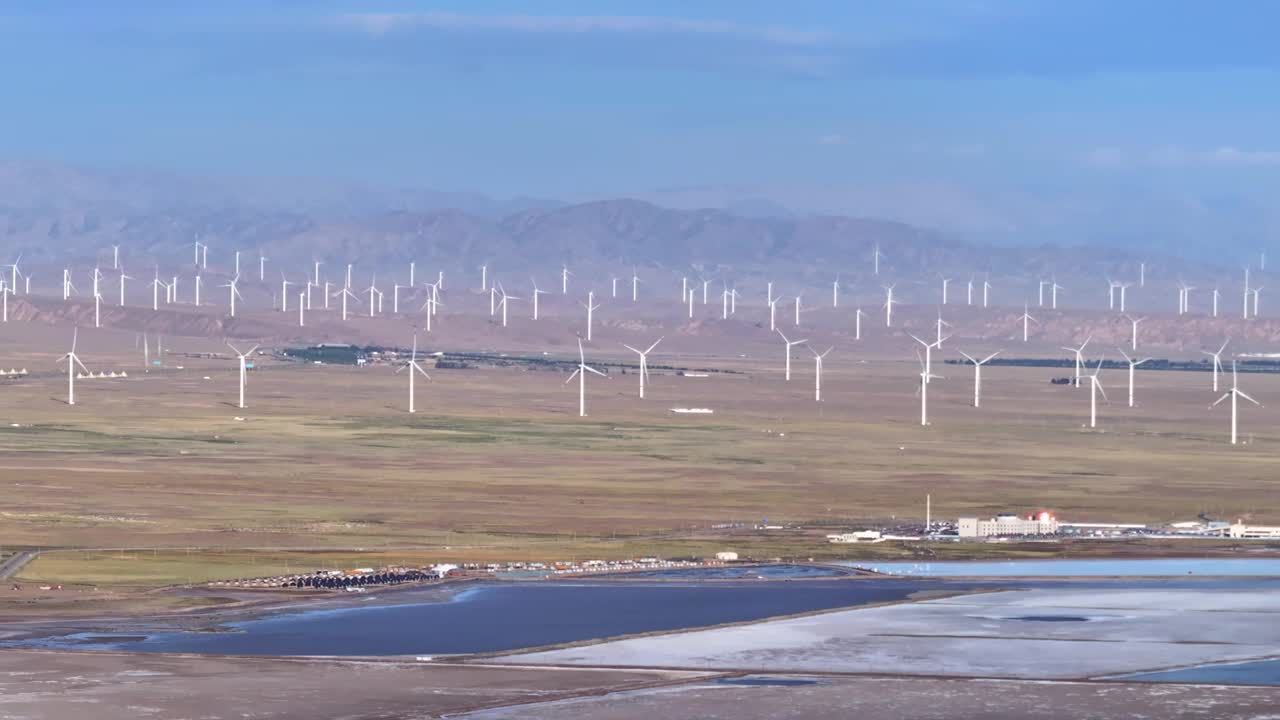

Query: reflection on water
left=843, top=558, right=1280, bottom=577
left=13, top=578, right=931, bottom=657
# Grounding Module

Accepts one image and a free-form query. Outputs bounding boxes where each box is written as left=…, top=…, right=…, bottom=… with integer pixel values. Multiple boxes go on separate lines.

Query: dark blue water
left=23, top=579, right=934, bottom=657
left=1115, top=659, right=1280, bottom=686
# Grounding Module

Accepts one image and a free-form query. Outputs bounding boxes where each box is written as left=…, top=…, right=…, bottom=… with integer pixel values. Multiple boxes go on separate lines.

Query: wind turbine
left=226, top=342, right=259, bottom=410
left=631, top=267, right=640, bottom=303
left=499, top=284, right=520, bottom=327
left=338, top=284, right=357, bottom=321
left=831, top=275, right=840, bottom=308
left=768, top=297, right=780, bottom=331
left=118, top=270, right=133, bottom=307
left=561, top=265, right=572, bottom=295
left=58, top=328, right=90, bottom=406
left=957, top=350, right=1000, bottom=408
left=1124, top=315, right=1143, bottom=351
left=939, top=275, right=952, bottom=305
left=1019, top=303, right=1038, bottom=343
left=1085, top=359, right=1108, bottom=429
left=396, top=333, right=432, bottom=413
left=1203, top=339, right=1230, bottom=393
left=915, top=348, right=943, bottom=426
left=1, top=282, right=11, bottom=322
left=111, top=244, right=119, bottom=270
left=872, top=243, right=884, bottom=276
left=581, top=291, right=600, bottom=341
left=1118, top=348, right=1149, bottom=408
left=982, top=279, right=991, bottom=308
left=1062, top=335, right=1092, bottom=388
left=854, top=307, right=866, bottom=340
left=220, top=275, right=243, bottom=317
left=882, top=284, right=897, bottom=327
left=809, top=346, right=832, bottom=402
left=531, top=278, right=548, bottom=320
left=1213, top=361, right=1260, bottom=445
left=910, top=334, right=945, bottom=385
left=566, top=337, right=607, bottom=417
left=623, top=337, right=663, bottom=399
left=776, top=330, right=808, bottom=381
left=793, top=294, right=802, bottom=326
left=480, top=264, right=488, bottom=291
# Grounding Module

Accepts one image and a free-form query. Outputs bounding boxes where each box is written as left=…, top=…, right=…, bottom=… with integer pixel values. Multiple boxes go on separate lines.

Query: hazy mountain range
left=0, top=160, right=1240, bottom=284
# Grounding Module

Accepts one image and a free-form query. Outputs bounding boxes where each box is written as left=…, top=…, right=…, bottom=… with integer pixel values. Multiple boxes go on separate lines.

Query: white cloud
left=332, top=13, right=832, bottom=46
left=1086, top=146, right=1280, bottom=169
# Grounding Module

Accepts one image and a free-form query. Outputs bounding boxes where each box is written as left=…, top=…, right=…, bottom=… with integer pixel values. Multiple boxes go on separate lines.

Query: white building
left=958, top=512, right=1059, bottom=538
left=1228, top=522, right=1280, bottom=539
left=715, top=551, right=739, bottom=561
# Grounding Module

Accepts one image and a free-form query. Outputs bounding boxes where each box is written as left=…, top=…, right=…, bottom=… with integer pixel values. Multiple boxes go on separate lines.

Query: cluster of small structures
left=208, top=557, right=737, bottom=591
left=210, top=565, right=457, bottom=591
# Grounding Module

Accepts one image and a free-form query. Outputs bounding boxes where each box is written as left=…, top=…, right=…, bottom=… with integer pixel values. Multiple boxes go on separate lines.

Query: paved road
left=0, top=551, right=36, bottom=580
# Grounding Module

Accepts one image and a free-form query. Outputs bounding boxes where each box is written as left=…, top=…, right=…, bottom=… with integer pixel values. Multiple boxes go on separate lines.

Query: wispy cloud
left=1086, top=146, right=1280, bottom=169
left=331, top=12, right=833, bottom=47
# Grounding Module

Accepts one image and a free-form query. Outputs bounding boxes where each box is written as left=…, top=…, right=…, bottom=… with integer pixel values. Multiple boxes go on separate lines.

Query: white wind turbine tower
left=1106, top=277, right=1118, bottom=310
left=194, top=273, right=203, bottom=306
left=934, top=312, right=952, bottom=347
left=1118, top=282, right=1131, bottom=312
left=873, top=243, right=884, bottom=276
left=280, top=273, right=294, bottom=313
left=982, top=279, right=991, bottom=308
left=915, top=347, right=944, bottom=426
left=4, top=254, right=21, bottom=296
left=221, top=275, right=243, bottom=317
left=338, top=285, right=357, bottom=321
left=1063, top=335, right=1092, bottom=388
left=611, top=275, right=618, bottom=299
left=1085, top=359, right=1108, bottom=429
left=150, top=271, right=163, bottom=310
left=793, top=294, right=802, bottom=326
left=939, top=275, right=952, bottom=305
left=631, top=267, right=640, bottom=303
left=396, top=333, right=432, bottom=413
left=297, top=290, right=306, bottom=327
left=489, top=285, right=499, bottom=317
left=776, top=330, right=808, bottom=382
left=259, top=254, right=268, bottom=282
left=226, top=342, right=259, bottom=410
left=581, top=291, right=600, bottom=341
left=480, top=264, right=488, bottom=291
left=1019, top=303, right=1038, bottom=343
left=966, top=276, right=974, bottom=305
left=882, top=284, right=897, bottom=327
left=94, top=290, right=101, bottom=328
left=1242, top=267, right=1251, bottom=319
left=365, top=276, right=382, bottom=318
left=1038, top=279, right=1048, bottom=307
left=809, top=346, right=832, bottom=402
left=1124, top=315, right=1144, bottom=351
left=1251, top=286, right=1263, bottom=317
left=831, top=275, right=840, bottom=308
left=62, top=268, right=77, bottom=301
left=59, top=328, right=90, bottom=406
left=1, top=281, right=11, bottom=322
left=142, top=331, right=150, bottom=370
left=768, top=297, right=780, bottom=331
left=623, top=336, right=663, bottom=399
left=118, top=269, right=132, bottom=307
left=686, top=287, right=695, bottom=319
left=1203, top=339, right=1230, bottom=393
left=233, top=250, right=241, bottom=278
left=854, top=307, right=867, bottom=340
left=1118, top=349, right=1149, bottom=408
left=393, top=283, right=404, bottom=314
left=111, top=244, right=119, bottom=270
left=561, top=265, right=572, bottom=295
left=408, top=261, right=415, bottom=287
left=566, top=337, right=607, bottom=417
left=1212, top=288, right=1220, bottom=317
left=957, top=350, right=1000, bottom=408
left=721, top=286, right=731, bottom=319
left=531, top=279, right=548, bottom=320
left=499, top=284, right=520, bottom=327
left=1051, top=281, right=1062, bottom=309
left=1213, top=361, right=1260, bottom=446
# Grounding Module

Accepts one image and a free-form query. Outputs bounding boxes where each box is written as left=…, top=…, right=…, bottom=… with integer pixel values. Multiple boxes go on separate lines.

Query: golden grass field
left=0, top=300, right=1276, bottom=594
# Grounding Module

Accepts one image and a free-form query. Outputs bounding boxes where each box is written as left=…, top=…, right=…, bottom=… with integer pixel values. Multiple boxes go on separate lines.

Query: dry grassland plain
left=0, top=304, right=1275, bottom=597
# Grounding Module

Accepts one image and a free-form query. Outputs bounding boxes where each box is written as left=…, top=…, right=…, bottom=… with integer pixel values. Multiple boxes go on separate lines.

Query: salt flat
left=497, top=587, right=1280, bottom=679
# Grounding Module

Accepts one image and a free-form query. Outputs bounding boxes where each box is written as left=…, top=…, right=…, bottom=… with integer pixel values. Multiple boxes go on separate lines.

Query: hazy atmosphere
left=3, top=2, right=1280, bottom=258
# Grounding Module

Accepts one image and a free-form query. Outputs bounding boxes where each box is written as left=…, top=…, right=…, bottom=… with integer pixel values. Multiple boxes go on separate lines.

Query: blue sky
left=2, top=1, right=1280, bottom=249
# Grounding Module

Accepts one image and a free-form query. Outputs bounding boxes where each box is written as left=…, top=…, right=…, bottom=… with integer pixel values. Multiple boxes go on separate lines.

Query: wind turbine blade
left=982, top=351, right=1001, bottom=363
left=1211, top=393, right=1231, bottom=407
left=74, top=355, right=89, bottom=373
left=246, top=345, right=259, bottom=356
left=622, top=344, right=641, bottom=354
left=565, top=368, right=581, bottom=384
left=958, top=351, right=975, bottom=363
left=645, top=337, right=664, bottom=354
left=226, top=342, right=242, bottom=356
left=413, top=362, right=431, bottom=380
left=584, top=365, right=608, bottom=378
left=1096, top=381, right=1109, bottom=403
left=1237, top=391, right=1261, bottom=406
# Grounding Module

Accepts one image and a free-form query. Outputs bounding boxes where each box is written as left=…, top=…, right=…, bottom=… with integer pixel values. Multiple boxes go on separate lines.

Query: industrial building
left=1228, top=522, right=1280, bottom=539
left=958, top=512, right=1059, bottom=538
